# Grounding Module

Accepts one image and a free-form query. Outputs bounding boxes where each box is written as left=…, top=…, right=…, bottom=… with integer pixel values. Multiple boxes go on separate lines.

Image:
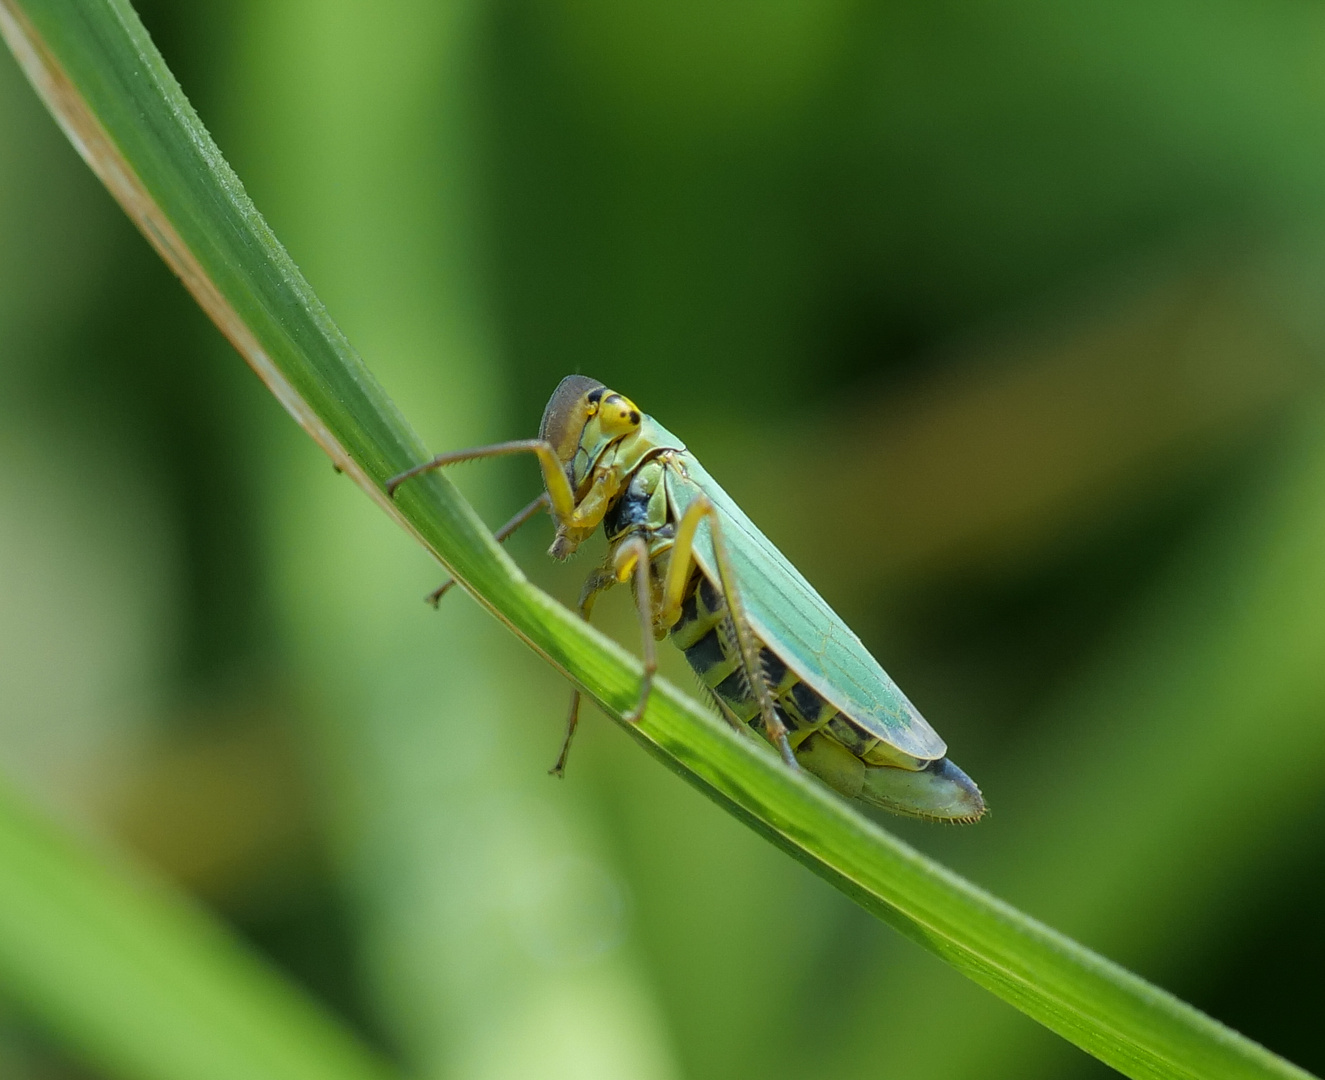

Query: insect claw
left=624, top=670, right=654, bottom=724
left=550, top=691, right=582, bottom=776
left=425, top=579, right=458, bottom=607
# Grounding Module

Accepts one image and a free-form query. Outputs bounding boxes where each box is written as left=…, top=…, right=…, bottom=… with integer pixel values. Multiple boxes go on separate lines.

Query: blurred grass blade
left=0, top=777, right=394, bottom=1080
left=0, top=2, right=1313, bottom=1079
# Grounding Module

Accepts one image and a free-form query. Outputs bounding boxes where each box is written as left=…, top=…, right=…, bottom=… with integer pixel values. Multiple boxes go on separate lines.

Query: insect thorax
left=603, top=457, right=671, bottom=544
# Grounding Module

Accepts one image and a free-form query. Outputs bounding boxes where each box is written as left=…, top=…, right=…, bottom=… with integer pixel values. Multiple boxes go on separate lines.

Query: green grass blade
left=0, top=777, right=395, bottom=1080
left=0, top=1, right=1312, bottom=1078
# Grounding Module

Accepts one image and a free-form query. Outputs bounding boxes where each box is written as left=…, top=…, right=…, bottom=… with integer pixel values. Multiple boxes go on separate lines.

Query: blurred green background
left=3, top=0, right=1325, bottom=1078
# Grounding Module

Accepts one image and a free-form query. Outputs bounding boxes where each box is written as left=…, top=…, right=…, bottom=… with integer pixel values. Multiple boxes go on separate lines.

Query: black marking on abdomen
left=760, top=648, right=788, bottom=689
left=670, top=568, right=880, bottom=763
left=788, top=680, right=833, bottom=726
left=714, top=667, right=752, bottom=710
left=698, top=575, right=721, bottom=613
left=749, top=705, right=791, bottom=736
left=677, top=588, right=699, bottom=629
left=684, top=629, right=726, bottom=676
left=826, top=714, right=879, bottom=758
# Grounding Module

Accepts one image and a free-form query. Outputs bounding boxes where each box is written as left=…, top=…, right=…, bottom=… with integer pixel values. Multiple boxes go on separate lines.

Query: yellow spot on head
left=599, top=392, right=643, bottom=437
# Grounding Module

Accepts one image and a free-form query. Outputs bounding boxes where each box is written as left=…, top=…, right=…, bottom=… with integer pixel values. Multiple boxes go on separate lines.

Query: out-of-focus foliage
left=1, top=1, right=1323, bottom=1079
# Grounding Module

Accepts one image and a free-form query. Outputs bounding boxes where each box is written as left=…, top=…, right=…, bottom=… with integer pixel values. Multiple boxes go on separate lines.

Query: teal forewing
left=651, top=421, right=946, bottom=762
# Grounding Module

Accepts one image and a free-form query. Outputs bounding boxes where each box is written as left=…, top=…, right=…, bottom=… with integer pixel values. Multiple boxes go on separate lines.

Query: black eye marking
left=587, top=388, right=605, bottom=405
left=629, top=410, right=641, bottom=424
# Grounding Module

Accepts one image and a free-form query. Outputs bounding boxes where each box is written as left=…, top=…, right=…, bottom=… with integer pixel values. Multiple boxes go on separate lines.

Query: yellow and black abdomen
left=669, top=569, right=898, bottom=765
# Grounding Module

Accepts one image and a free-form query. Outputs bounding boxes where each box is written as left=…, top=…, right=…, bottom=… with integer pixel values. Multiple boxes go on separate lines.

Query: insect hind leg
left=660, top=497, right=798, bottom=769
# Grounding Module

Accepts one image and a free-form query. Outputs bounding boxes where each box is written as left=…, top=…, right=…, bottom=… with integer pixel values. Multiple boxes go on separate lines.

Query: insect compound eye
left=540, top=374, right=606, bottom=460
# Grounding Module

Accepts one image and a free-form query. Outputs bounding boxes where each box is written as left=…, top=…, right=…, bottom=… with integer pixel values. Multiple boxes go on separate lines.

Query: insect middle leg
left=550, top=536, right=659, bottom=775
left=387, top=439, right=619, bottom=560
left=423, top=492, right=549, bottom=606
left=659, top=497, right=798, bottom=769
left=550, top=562, right=619, bottom=777
left=613, top=535, right=659, bottom=723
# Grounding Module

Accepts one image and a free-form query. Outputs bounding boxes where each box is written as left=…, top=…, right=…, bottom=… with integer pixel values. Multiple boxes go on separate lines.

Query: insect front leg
left=387, top=439, right=578, bottom=522
left=550, top=561, right=619, bottom=778
left=659, top=498, right=798, bottom=769
left=387, top=438, right=621, bottom=563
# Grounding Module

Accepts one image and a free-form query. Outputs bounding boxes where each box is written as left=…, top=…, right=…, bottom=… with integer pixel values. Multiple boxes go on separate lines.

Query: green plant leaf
left=0, top=776, right=395, bottom=1080
left=0, top=1, right=1313, bottom=1079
